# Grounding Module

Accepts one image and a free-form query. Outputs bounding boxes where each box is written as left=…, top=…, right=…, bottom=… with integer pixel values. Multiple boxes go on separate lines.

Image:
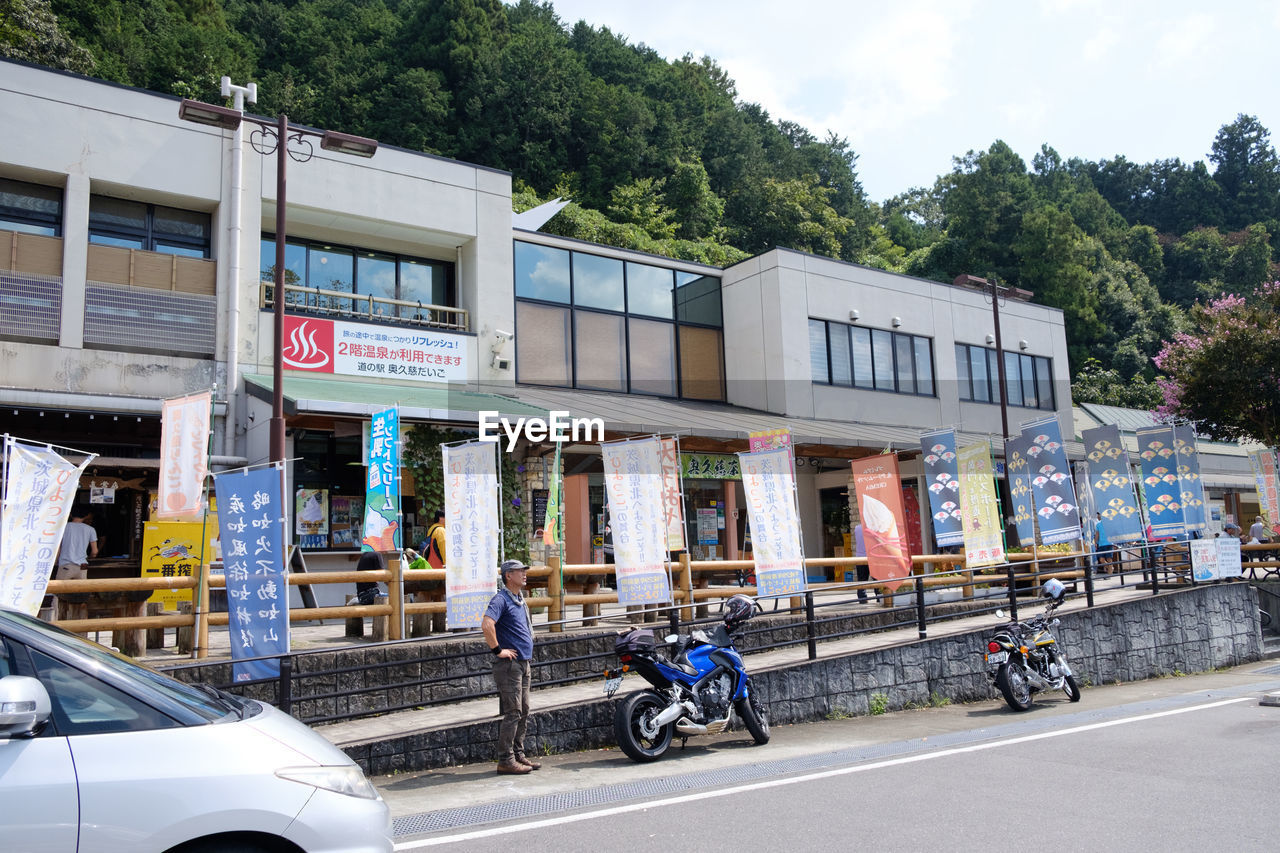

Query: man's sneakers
left=515, top=754, right=542, bottom=770
left=496, top=758, right=531, bottom=775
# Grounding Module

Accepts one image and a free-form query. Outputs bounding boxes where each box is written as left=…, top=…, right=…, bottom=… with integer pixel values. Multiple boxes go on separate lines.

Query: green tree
left=664, top=158, right=725, bottom=240
left=1155, top=282, right=1280, bottom=447
left=1210, top=114, right=1280, bottom=231
left=1, top=0, right=94, bottom=72
left=1070, top=358, right=1161, bottom=410
left=940, top=141, right=1034, bottom=280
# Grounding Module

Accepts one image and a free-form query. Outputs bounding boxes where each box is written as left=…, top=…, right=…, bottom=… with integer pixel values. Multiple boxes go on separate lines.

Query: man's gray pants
left=493, top=658, right=531, bottom=760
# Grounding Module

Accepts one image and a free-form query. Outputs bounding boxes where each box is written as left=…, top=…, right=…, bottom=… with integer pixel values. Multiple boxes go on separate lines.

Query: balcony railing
left=84, top=279, right=216, bottom=357
left=260, top=280, right=469, bottom=332
left=0, top=270, right=62, bottom=342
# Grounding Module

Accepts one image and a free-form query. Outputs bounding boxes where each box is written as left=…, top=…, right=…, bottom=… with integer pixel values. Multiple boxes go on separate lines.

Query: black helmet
left=724, top=594, right=755, bottom=627
left=499, top=559, right=529, bottom=578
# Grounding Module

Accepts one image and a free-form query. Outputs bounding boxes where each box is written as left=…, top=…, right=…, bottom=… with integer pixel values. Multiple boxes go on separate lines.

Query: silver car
left=0, top=606, right=392, bottom=852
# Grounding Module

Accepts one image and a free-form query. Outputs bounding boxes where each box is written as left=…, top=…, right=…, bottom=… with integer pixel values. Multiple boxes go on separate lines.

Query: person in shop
left=354, top=550, right=385, bottom=605
left=56, top=507, right=98, bottom=580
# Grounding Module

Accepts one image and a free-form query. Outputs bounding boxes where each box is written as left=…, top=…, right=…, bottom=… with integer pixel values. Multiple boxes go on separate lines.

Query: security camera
left=494, top=329, right=513, bottom=342
left=491, top=329, right=514, bottom=356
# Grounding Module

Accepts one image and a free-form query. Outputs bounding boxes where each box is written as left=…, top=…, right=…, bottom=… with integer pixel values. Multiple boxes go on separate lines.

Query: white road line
left=392, top=696, right=1252, bottom=850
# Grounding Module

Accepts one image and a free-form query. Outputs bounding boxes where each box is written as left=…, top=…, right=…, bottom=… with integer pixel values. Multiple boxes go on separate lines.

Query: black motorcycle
left=984, top=578, right=1081, bottom=711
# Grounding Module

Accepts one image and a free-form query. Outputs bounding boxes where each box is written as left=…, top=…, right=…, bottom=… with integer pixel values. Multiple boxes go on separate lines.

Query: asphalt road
left=381, top=661, right=1280, bottom=852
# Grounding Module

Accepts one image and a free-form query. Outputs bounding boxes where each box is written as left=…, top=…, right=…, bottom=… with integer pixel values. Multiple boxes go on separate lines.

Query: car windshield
left=1, top=608, right=242, bottom=723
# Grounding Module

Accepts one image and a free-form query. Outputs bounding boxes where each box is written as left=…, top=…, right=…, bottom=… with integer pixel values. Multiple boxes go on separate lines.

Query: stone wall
left=339, top=583, right=1261, bottom=775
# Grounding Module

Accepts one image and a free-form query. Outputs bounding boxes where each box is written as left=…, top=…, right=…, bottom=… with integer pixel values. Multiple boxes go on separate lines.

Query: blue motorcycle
left=604, top=594, right=770, bottom=762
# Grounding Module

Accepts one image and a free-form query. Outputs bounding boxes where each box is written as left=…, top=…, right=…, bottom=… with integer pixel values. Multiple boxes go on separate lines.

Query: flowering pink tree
left=1154, top=281, right=1280, bottom=447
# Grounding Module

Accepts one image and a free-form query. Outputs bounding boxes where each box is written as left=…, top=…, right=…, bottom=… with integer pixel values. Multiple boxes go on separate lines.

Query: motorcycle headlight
left=276, top=765, right=380, bottom=800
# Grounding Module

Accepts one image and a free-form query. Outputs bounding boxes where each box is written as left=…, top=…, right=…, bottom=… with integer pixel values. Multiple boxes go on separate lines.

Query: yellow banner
left=141, top=520, right=217, bottom=609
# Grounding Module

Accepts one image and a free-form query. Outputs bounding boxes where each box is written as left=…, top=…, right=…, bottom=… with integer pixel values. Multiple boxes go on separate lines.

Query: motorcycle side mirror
left=994, top=609, right=1007, bottom=619
left=664, top=634, right=679, bottom=644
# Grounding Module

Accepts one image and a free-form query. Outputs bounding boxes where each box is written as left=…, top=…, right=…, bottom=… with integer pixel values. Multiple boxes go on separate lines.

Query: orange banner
left=850, top=455, right=912, bottom=592
left=158, top=390, right=211, bottom=519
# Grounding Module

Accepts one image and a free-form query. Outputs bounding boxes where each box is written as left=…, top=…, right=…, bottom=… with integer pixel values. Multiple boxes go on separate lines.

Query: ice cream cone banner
left=851, top=456, right=912, bottom=591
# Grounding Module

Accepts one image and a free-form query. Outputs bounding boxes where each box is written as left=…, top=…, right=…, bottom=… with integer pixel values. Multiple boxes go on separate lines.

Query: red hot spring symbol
left=282, top=317, right=333, bottom=371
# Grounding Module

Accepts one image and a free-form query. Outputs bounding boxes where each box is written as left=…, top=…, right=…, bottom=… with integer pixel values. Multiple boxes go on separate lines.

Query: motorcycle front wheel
left=1063, top=674, right=1081, bottom=702
left=996, top=662, right=1033, bottom=711
left=734, top=680, right=771, bottom=745
left=614, top=690, right=674, bottom=762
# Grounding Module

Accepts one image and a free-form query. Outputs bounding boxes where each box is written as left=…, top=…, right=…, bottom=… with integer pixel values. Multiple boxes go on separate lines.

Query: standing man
left=481, top=559, right=540, bottom=774
left=56, top=506, right=98, bottom=580
left=853, top=520, right=869, bottom=602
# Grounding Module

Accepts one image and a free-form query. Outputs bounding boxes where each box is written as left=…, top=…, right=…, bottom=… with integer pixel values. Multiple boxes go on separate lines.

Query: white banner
left=443, top=441, right=500, bottom=629
left=157, top=390, right=211, bottom=519
left=1190, top=537, right=1243, bottom=582
left=602, top=438, right=672, bottom=605
left=1, top=439, right=94, bottom=615
left=739, top=447, right=806, bottom=598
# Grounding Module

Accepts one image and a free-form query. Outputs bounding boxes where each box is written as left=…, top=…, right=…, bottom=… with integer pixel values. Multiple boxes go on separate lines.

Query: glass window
left=850, top=326, right=873, bottom=388
left=1004, top=350, right=1022, bottom=407
left=809, top=319, right=828, bottom=383
left=400, top=258, right=448, bottom=308
left=987, top=350, right=1000, bottom=401
left=1036, top=357, right=1054, bottom=410
left=153, top=205, right=210, bottom=243
left=89, top=196, right=210, bottom=258
left=914, top=337, right=934, bottom=396
left=32, top=649, right=178, bottom=735
left=309, top=245, right=354, bottom=312
left=829, top=324, right=852, bottom=386
left=357, top=252, right=397, bottom=316
left=89, top=196, right=146, bottom=232
left=626, top=262, right=674, bottom=318
left=679, top=325, right=724, bottom=401
left=0, top=178, right=61, bottom=236
left=89, top=233, right=144, bottom=250
left=628, top=318, right=677, bottom=396
left=573, top=253, right=624, bottom=311
left=969, top=347, right=990, bottom=402
left=675, top=272, right=721, bottom=326
left=1020, top=354, right=1037, bottom=408
left=575, top=311, right=627, bottom=392
left=895, top=334, right=914, bottom=393
left=955, top=344, right=970, bottom=399
left=515, top=241, right=570, bottom=303
left=871, top=329, right=894, bottom=391
left=516, top=301, right=572, bottom=386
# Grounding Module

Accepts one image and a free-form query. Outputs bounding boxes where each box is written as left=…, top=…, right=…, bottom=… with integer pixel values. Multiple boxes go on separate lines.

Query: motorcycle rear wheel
left=1063, top=674, right=1081, bottom=702
left=614, top=690, right=674, bottom=762
left=734, top=681, right=770, bottom=745
left=996, top=662, right=1033, bottom=711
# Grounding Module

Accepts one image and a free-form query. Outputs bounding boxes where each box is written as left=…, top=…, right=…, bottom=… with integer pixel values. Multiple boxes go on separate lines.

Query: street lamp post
left=178, top=95, right=377, bottom=464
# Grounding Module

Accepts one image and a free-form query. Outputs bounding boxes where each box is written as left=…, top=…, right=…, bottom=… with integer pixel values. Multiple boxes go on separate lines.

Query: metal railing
left=260, top=280, right=469, bottom=332
left=85, top=280, right=217, bottom=356
left=0, top=269, right=62, bottom=341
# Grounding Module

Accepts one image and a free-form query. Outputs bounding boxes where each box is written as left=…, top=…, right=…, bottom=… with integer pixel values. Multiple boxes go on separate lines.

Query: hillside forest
left=4, top=0, right=1279, bottom=412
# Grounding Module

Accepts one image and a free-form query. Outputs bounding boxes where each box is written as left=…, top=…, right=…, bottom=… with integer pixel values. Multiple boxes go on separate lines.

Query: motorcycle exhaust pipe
left=675, top=719, right=707, bottom=735
left=652, top=700, right=697, bottom=728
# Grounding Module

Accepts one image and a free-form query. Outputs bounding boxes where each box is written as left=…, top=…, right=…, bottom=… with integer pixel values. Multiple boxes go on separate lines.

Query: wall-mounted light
left=985, top=333, right=995, bottom=344
left=848, top=309, right=860, bottom=322
left=1018, top=339, right=1029, bottom=350
left=891, top=316, right=902, bottom=328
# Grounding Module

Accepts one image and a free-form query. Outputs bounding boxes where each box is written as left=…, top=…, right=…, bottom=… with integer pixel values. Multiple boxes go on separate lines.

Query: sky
left=539, top=0, right=1280, bottom=203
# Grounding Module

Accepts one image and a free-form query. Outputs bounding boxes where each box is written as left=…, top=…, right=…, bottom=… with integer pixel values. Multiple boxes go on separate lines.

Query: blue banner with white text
left=214, top=466, right=288, bottom=682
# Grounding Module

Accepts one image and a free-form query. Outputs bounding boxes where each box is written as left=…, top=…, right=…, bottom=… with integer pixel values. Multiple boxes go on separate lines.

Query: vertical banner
left=0, top=440, right=92, bottom=615
left=444, top=441, right=500, bottom=628
left=1172, top=425, right=1207, bottom=533
left=1005, top=433, right=1038, bottom=548
left=1021, top=415, right=1081, bottom=545
left=738, top=447, right=807, bottom=597
left=1249, top=449, right=1280, bottom=536
left=361, top=407, right=401, bottom=552
left=850, top=455, right=912, bottom=592
left=157, top=390, right=211, bottom=519
left=602, top=438, right=672, bottom=605
left=659, top=438, right=686, bottom=552
left=958, top=442, right=1005, bottom=568
left=542, top=442, right=562, bottom=547
left=1190, top=536, right=1243, bottom=582
left=213, top=467, right=288, bottom=683
left=919, top=428, right=963, bottom=547
left=1136, top=426, right=1185, bottom=537
left=1081, top=424, right=1144, bottom=543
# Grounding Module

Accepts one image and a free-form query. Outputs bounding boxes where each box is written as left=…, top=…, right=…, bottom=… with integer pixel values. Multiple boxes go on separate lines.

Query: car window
left=0, top=637, right=11, bottom=678
left=31, top=649, right=179, bottom=735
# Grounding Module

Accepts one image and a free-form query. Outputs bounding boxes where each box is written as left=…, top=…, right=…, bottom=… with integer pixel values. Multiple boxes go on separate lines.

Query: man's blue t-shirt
left=1096, top=519, right=1111, bottom=549
left=485, top=586, right=533, bottom=660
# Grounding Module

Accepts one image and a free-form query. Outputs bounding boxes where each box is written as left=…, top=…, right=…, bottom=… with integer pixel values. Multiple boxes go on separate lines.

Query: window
left=89, top=196, right=210, bottom=258
left=261, top=236, right=455, bottom=319
left=32, top=649, right=178, bottom=735
left=0, top=178, right=61, bottom=236
left=515, top=241, right=723, bottom=400
left=809, top=319, right=935, bottom=397
left=956, top=343, right=1055, bottom=410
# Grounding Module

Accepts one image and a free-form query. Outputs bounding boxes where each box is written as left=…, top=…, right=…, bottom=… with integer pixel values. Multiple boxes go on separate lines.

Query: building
left=4, top=61, right=1256, bottom=601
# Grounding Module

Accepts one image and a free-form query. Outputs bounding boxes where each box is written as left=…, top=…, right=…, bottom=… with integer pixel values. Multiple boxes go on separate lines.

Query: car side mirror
left=0, top=676, right=52, bottom=739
